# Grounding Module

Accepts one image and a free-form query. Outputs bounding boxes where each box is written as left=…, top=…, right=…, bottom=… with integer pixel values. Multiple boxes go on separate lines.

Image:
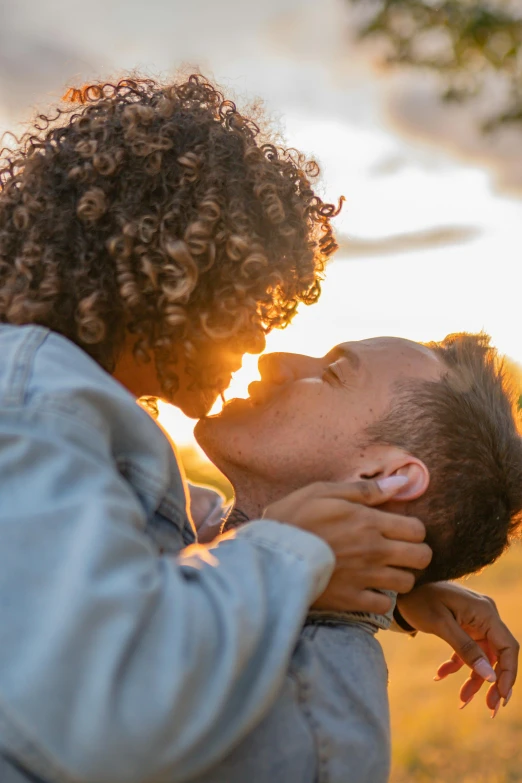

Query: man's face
left=195, top=337, right=443, bottom=490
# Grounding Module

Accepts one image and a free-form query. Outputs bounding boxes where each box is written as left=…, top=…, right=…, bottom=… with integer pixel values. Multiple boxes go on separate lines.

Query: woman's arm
left=0, top=405, right=334, bottom=783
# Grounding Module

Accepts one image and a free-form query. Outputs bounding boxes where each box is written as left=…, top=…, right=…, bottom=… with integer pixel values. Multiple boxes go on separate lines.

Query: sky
left=1, top=0, right=520, bottom=445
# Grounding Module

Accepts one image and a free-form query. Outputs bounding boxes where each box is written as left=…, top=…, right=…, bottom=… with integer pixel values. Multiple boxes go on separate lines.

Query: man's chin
left=194, top=400, right=248, bottom=441
left=193, top=415, right=225, bottom=467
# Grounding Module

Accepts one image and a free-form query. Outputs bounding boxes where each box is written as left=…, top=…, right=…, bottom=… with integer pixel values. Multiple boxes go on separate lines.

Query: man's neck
left=223, top=506, right=251, bottom=532
left=222, top=487, right=262, bottom=533
left=222, top=481, right=291, bottom=532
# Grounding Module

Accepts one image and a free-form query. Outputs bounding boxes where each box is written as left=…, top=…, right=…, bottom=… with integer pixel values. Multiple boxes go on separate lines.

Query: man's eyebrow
left=326, top=345, right=361, bottom=370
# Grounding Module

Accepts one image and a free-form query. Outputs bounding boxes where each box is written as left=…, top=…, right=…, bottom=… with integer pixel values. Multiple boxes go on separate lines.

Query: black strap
left=393, top=605, right=417, bottom=634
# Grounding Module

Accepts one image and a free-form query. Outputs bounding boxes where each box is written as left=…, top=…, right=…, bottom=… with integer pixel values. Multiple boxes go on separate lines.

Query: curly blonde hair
left=0, top=75, right=340, bottom=402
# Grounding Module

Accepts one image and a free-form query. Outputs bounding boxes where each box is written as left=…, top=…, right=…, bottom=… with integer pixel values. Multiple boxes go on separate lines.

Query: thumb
left=437, top=619, right=496, bottom=683
left=321, top=475, right=410, bottom=506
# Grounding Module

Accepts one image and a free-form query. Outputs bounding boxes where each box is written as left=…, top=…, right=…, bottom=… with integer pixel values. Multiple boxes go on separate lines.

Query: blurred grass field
left=180, top=445, right=522, bottom=783
left=381, top=545, right=522, bottom=783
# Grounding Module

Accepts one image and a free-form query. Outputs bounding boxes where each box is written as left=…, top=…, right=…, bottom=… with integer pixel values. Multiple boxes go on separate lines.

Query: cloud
left=0, top=34, right=94, bottom=117
left=2, top=0, right=520, bottom=199
left=264, top=0, right=522, bottom=196
left=383, top=71, right=522, bottom=195
left=0, top=0, right=309, bottom=122
left=337, top=225, right=480, bottom=258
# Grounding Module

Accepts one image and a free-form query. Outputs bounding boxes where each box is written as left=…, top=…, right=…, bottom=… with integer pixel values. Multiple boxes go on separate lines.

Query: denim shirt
left=183, top=469, right=395, bottom=779
left=190, top=532, right=393, bottom=783
left=191, top=619, right=391, bottom=783
left=0, top=325, right=336, bottom=783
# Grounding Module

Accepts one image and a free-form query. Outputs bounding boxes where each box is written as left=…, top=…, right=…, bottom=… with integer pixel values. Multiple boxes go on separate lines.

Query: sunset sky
left=2, top=0, right=520, bottom=446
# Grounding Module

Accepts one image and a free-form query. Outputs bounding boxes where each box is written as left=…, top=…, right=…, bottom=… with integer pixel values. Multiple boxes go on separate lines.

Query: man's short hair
left=366, top=333, right=522, bottom=583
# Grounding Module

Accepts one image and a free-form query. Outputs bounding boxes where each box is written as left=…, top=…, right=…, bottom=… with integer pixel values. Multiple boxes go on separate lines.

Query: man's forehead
left=334, top=337, right=442, bottom=372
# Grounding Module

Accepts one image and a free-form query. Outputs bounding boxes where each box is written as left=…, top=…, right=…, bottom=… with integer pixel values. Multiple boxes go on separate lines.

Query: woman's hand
left=396, top=581, right=519, bottom=716
left=263, top=476, right=433, bottom=615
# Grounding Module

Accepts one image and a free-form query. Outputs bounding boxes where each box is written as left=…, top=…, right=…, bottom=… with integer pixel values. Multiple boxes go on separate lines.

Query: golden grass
left=179, top=446, right=233, bottom=499
left=382, top=546, right=522, bottom=783
left=179, top=446, right=522, bottom=783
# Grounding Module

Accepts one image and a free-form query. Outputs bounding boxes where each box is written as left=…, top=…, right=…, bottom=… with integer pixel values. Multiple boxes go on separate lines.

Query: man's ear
left=354, top=445, right=430, bottom=502
left=385, top=457, right=430, bottom=501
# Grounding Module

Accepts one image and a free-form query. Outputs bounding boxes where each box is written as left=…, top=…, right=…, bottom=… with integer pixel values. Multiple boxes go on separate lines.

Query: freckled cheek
left=270, top=390, right=320, bottom=423
left=225, top=432, right=245, bottom=455
left=233, top=386, right=330, bottom=451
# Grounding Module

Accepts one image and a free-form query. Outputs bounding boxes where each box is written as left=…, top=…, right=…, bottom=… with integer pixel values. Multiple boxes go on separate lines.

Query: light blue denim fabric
left=191, top=618, right=391, bottom=783
left=197, top=507, right=394, bottom=782
left=0, top=325, right=335, bottom=783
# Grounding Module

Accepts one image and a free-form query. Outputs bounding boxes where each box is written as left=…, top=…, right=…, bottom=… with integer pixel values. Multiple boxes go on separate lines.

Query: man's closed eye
left=322, top=364, right=345, bottom=388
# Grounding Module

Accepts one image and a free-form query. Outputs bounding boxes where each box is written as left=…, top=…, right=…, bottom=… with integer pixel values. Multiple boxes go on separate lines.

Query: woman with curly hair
left=0, top=75, right=339, bottom=416
left=0, top=74, right=430, bottom=783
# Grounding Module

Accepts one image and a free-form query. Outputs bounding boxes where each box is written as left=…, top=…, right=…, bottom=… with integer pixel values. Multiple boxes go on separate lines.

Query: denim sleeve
left=0, top=405, right=334, bottom=783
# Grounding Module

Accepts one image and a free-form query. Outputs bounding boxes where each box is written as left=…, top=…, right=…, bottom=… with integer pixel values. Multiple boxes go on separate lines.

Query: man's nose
left=258, top=352, right=318, bottom=384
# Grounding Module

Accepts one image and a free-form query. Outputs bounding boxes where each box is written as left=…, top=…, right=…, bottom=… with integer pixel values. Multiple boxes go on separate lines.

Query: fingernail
left=433, top=674, right=442, bottom=682
left=377, top=476, right=409, bottom=492
left=473, top=659, right=497, bottom=683
left=491, top=701, right=500, bottom=719
left=459, top=696, right=473, bottom=710
left=503, top=688, right=513, bottom=708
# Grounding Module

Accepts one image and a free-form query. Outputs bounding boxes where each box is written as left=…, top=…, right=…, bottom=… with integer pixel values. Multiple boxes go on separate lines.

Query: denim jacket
left=0, top=325, right=336, bottom=783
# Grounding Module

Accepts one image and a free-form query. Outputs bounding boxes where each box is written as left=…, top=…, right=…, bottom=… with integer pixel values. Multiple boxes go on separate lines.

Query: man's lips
left=247, top=378, right=292, bottom=407
left=208, top=380, right=285, bottom=419
left=246, top=380, right=270, bottom=405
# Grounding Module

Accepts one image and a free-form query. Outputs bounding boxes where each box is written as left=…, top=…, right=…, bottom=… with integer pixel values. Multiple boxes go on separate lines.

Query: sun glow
left=159, top=116, right=522, bottom=449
